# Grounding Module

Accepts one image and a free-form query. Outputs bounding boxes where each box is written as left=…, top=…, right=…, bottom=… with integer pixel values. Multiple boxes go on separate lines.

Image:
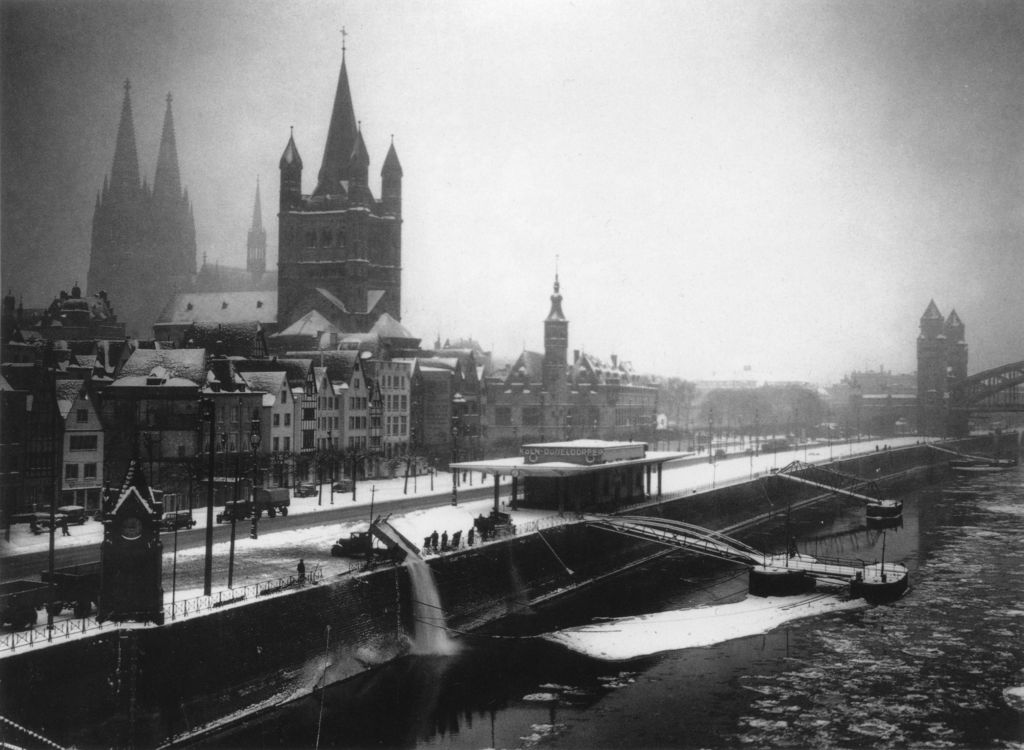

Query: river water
left=203, top=469, right=1024, bottom=749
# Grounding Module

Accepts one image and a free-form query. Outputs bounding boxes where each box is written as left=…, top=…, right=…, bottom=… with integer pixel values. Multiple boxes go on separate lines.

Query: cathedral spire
left=108, top=79, right=141, bottom=200
left=248, top=177, right=266, bottom=278
left=314, top=42, right=358, bottom=196
left=153, top=93, right=182, bottom=204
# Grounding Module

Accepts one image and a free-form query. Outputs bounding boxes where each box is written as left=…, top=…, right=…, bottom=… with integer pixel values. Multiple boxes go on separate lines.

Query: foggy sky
left=2, top=0, right=1022, bottom=383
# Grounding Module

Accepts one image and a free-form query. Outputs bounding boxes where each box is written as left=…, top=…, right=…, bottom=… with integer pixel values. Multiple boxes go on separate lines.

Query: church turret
left=381, top=138, right=403, bottom=216
left=279, top=127, right=303, bottom=211
left=247, top=178, right=266, bottom=280
left=346, top=126, right=372, bottom=204
left=314, top=46, right=358, bottom=196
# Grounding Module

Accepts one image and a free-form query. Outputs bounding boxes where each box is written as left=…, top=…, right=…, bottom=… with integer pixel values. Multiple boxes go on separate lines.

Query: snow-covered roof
left=117, top=348, right=207, bottom=385
left=273, top=310, right=340, bottom=338
left=158, top=292, right=277, bottom=325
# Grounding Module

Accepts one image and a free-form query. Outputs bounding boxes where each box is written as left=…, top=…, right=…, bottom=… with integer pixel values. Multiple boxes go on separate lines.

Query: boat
left=865, top=498, right=902, bottom=519
left=949, top=456, right=1018, bottom=475
left=849, top=562, right=909, bottom=603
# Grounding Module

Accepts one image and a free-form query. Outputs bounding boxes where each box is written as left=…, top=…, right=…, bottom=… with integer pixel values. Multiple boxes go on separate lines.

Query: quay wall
left=0, top=437, right=1011, bottom=748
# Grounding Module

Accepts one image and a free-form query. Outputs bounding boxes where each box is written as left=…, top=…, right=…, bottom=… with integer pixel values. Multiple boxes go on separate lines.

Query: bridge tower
left=916, top=301, right=968, bottom=437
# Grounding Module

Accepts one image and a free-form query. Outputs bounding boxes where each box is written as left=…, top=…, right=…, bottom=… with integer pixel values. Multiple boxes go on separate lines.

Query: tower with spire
left=247, top=179, right=266, bottom=281
left=277, top=38, right=403, bottom=332
left=88, top=84, right=196, bottom=337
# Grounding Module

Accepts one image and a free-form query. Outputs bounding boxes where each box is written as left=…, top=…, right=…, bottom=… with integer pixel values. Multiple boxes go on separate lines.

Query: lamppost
left=249, top=410, right=261, bottom=540
left=328, top=429, right=334, bottom=505
left=199, top=397, right=216, bottom=597
left=225, top=429, right=238, bottom=589
left=451, top=392, right=465, bottom=506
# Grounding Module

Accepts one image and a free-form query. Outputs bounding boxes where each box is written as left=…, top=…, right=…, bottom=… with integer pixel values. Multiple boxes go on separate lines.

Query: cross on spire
left=341, top=25, right=347, bottom=55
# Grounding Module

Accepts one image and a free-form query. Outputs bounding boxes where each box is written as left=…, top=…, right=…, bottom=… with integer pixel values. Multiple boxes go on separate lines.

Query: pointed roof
left=109, top=79, right=141, bottom=200
left=370, top=312, right=417, bottom=341
left=546, top=274, right=567, bottom=322
left=314, top=52, right=358, bottom=196
left=382, top=140, right=403, bottom=177
left=279, top=128, right=303, bottom=170
left=250, top=178, right=263, bottom=231
left=153, top=93, right=182, bottom=203
left=112, top=458, right=157, bottom=515
left=272, top=309, right=341, bottom=338
left=945, top=309, right=963, bottom=328
left=921, top=299, right=943, bottom=320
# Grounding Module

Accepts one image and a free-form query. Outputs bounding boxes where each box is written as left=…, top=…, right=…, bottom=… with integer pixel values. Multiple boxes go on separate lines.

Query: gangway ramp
left=584, top=514, right=909, bottom=602
left=585, top=515, right=764, bottom=566
left=774, top=461, right=895, bottom=508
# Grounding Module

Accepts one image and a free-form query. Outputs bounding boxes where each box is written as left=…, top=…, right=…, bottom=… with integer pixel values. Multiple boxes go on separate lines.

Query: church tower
left=543, top=273, right=569, bottom=396
left=247, top=178, right=266, bottom=281
left=277, top=42, right=402, bottom=332
left=88, top=84, right=195, bottom=337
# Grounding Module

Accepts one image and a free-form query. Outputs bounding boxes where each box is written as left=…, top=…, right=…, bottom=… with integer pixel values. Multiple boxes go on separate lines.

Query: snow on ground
left=0, top=437, right=925, bottom=558
left=542, top=594, right=867, bottom=661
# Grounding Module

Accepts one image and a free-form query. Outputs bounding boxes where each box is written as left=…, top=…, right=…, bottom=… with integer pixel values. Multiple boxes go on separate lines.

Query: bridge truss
left=950, top=360, right=1024, bottom=413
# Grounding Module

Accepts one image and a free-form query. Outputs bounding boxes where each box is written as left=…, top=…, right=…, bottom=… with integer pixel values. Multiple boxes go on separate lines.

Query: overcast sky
left=2, top=0, right=1023, bottom=383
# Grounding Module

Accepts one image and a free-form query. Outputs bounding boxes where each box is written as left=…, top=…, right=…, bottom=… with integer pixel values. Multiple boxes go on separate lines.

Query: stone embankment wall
left=0, top=437, right=1012, bottom=748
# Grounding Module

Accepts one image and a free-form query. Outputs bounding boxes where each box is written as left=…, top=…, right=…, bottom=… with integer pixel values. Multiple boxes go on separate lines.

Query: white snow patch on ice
left=542, top=594, right=866, bottom=661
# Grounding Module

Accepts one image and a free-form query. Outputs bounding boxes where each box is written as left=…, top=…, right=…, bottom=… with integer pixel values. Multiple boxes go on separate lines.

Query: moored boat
left=849, top=562, right=909, bottom=603
left=865, top=498, right=903, bottom=518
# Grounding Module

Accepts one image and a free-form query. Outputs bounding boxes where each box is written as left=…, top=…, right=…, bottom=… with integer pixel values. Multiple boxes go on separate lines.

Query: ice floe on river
left=541, top=594, right=866, bottom=660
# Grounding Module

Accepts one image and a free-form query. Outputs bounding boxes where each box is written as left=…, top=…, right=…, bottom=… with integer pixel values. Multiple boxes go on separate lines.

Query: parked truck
left=40, top=562, right=101, bottom=618
left=216, top=488, right=290, bottom=523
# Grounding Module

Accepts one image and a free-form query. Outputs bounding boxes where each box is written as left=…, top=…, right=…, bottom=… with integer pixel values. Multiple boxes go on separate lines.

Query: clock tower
left=98, top=459, right=164, bottom=625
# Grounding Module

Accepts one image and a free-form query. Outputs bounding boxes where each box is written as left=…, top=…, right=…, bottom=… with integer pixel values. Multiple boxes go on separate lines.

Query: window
left=273, top=414, right=280, bottom=427
left=522, top=407, right=541, bottom=426
left=65, top=464, right=78, bottom=479
left=69, top=435, right=98, bottom=451
left=76, top=408, right=88, bottom=423
left=281, top=390, right=287, bottom=404
left=273, top=437, right=280, bottom=451
left=303, top=408, right=315, bottom=422
left=400, top=395, right=408, bottom=410
left=400, top=415, right=407, bottom=436
left=285, top=413, right=291, bottom=426
left=495, top=407, right=512, bottom=426
left=302, top=430, right=314, bottom=450
left=84, top=463, right=97, bottom=479
left=283, top=437, right=291, bottom=451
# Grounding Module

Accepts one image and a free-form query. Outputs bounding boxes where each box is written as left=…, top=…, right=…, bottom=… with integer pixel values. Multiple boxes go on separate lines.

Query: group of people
left=28, top=517, right=70, bottom=536
left=423, top=528, right=466, bottom=554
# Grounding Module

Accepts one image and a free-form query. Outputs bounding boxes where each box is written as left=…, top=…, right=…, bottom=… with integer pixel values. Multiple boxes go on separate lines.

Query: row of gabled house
left=1, top=276, right=660, bottom=521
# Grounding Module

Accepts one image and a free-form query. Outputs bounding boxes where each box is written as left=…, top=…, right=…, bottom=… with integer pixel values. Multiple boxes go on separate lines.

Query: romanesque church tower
left=277, top=46, right=403, bottom=332
left=917, top=300, right=968, bottom=436
left=88, top=83, right=196, bottom=337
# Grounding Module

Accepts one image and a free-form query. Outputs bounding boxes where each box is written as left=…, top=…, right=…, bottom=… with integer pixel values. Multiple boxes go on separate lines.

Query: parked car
left=159, top=510, right=195, bottom=531
left=294, top=483, right=317, bottom=497
left=331, top=478, right=354, bottom=492
left=56, top=505, right=87, bottom=524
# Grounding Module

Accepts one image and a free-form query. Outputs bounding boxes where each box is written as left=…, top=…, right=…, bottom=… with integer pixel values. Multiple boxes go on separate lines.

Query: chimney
left=611, top=354, right=618, bottom=368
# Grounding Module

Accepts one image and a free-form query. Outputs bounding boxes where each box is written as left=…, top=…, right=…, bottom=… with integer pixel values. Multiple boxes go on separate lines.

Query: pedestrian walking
left=441, top=530, right=449, bottom=551
left=297, top=558, right=306, bottom=583
left=467, top=527, right=475, bottom=546
left=430, top=530, right=439, bottom=552
left=60, top=518, right=70, bottom=537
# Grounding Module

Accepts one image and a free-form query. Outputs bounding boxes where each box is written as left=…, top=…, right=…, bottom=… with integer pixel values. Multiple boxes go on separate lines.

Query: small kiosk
left=452, top=439, right=688, bottom=516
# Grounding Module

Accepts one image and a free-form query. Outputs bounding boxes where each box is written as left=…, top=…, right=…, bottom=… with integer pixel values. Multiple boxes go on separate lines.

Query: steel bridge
left=950, top=361, right=1024, bottom=414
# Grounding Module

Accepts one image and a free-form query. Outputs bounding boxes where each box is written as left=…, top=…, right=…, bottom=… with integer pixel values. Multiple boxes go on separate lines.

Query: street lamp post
left=199, top=397, right=216, bottom=597
left=328, top=429, right=334, bottom=506
left=249, top=410, right=261, bottom=540
left=451, top=393, right=466, bottom=506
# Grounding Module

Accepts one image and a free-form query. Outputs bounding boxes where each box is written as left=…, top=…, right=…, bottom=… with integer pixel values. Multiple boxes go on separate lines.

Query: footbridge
left=584, top=515, right=900, bottom=589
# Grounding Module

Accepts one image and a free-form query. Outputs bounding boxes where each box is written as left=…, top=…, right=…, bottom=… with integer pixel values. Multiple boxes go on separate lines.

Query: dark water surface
left=201, top=471, right=1024, bottom=749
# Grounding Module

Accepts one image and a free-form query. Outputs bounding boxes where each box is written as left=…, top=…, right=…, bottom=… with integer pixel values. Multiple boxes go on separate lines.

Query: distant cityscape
left=1, top=46, right=967, bottom=522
